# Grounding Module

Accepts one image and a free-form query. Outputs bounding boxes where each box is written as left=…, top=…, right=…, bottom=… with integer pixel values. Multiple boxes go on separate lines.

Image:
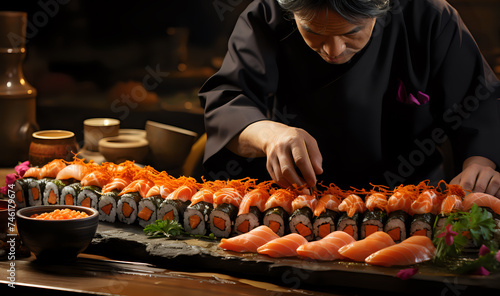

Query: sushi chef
left=199, top=0, right=500, bottom=197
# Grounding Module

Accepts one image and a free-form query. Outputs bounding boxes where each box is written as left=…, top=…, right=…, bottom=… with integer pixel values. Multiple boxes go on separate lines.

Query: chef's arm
left=226, top=120, right=323, bottom=188
left=450, top=156, right=500, bottom=198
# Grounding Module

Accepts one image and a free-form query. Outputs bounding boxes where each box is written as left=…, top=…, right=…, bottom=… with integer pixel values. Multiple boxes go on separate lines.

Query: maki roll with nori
left=234, top=184, right=271, bottom=235
left=409, top=188, right=441, bottom=239
left=116, top=178, right=154, bottom=224
left=157, top=183, right=197, bottom=223
left=337, top=194, right=366, bottom=240
left=98, top=173, right=134, bottom=223
left=14, top=167, right=41, bottom=208
left=184, top=188, right=214, bottom=236
left=312, top=191, right=342, bottom=240
left=77, top=185, right=101, bottom=209
left=384, top=210, right=411, bottom=243
left=384, top=185, right=418, bottom=243
left=262, top=189, right=296, bottom=236
left=361, top=192, right=388, bottom=239
left=289, top=194, right=317, bottom=241
left=59, top=183, right=81, bottom=206
left=28, top=178, right=49, bottom=207
left=137, top=195, right=162, bottom=227
left=209, top=187, right=244, bottom=238
left=42, top=178, right=67, bottom=205
left=435, top=184, right=465, bottom=232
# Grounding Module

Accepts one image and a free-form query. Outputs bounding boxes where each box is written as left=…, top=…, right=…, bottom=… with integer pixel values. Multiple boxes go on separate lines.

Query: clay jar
left=29, top=130, right=79, bottom=167
left=83, top=118, right=120, bottom=152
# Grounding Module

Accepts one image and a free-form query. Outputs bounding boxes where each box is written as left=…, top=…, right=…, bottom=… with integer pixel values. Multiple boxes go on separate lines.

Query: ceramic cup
left=83, top=118, right=120, bottom=152
left=29, top=130, right=79, bottom=167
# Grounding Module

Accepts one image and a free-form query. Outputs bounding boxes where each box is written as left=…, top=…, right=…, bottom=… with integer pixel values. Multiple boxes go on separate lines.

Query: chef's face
left=294, top=9, right=376, bottom=64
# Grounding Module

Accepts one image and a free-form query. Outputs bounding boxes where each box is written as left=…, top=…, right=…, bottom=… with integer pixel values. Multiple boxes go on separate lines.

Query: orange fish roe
left=30, top=208, right=89, bottom=220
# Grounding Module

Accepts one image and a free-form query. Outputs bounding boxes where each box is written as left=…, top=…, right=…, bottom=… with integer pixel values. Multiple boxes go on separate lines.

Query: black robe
left=199, top=0, right=500, bottom=189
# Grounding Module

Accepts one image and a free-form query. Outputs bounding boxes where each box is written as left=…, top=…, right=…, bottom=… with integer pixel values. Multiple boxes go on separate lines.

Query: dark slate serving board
left=85, top=222, right=500, bottom=294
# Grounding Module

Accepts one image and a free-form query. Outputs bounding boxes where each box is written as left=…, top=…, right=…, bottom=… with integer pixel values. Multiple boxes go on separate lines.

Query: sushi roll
left=384, top=185, right=418, bottom=243
left=209, top=187, right=244, bottom=238
left=289, top=194, right=317, bottom=241
left=184, top=188, right=214, bottom=236
left=312, top=191, right=342, bottom=239
left=59, top=182, right=82, bottom=206
left=157, top=184, right=196, bottom=223
left=99, top=175, right=134, bottom=223
left=234, top=184, right=271, bottom=235
left=116, top=178, right=155, bottom=224
left=42, top=178, right=67, bottom=205
left=28, top=178, right=49, bottom=207
left=12, top=178, right=30, bottom=209
left=436, top=193, right=463, bottom=231
left=337, top=194, right=366, bottom=240
left=262, top=189, right=296, bottom=236
left=384, top=210, right=411, bottom=243
left=14, top=167, right=41, bottom=208
left=361, top=192, right=388, bottom=239
left=98, top=190, right=120, bottom=223
left=77, top=185, right=101, bottom=209
left=137, top=195, right=162, bottom=227
left=409, top=189, right=441, bottom=239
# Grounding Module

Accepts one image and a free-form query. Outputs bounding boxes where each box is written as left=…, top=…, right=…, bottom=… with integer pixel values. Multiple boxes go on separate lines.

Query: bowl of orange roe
left=16, top=205, right=98, bottom=262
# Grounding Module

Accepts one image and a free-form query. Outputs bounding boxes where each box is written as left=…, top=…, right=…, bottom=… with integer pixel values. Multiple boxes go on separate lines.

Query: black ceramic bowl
left=16, top=205, right=98, bottom=262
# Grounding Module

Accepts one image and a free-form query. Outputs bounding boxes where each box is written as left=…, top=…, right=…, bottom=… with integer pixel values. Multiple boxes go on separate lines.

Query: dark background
left=0, top=0, right=498, bottom=174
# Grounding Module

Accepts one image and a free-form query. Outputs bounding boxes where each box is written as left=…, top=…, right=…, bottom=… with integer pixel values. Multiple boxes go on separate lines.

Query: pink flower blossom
left=5, top=173, right=19, bottom=185
left=474, top=266, right=490, bottom=276
left=436, top=224, right=458, bottom=246
left=496, top=250, right=500, bottom=263
left=0, top=186, right=7, bottom=195
left=397, top=268, right=418, bottom=280
left=479, top=245, right=490, bottom=257
left=15, top=161, right=30, bottom=177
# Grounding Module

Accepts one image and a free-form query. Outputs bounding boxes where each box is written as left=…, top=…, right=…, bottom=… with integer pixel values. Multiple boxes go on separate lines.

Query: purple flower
left=474, top=266, right=490, bottom=276
left=397, top=268, right=418, bottom=280
left=0, top=185, right=7, bottom=195
left=436, top=224, right=458, bottom=246
left=15, top=161, right=29, bottom=177
left=397, top=80, right=430, bottom=105
left=479, top=245, right=490, bottom=257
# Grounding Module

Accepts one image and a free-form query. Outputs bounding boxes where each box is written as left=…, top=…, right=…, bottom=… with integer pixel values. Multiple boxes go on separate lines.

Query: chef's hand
left=226, top=120, right=323, bottom=188
left=450, top=156, right=500, bottom=198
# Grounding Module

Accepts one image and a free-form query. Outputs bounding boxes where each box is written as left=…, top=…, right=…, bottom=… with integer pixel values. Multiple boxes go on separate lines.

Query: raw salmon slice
left=238, top=188, right=269, bottom=215
left=257, top=233, right=308, bottom=258
left=296, top=231, right=355, bottom=261
left=365, top=235, right=436, bottom=267
left=338, top=231, right=395, bottom=262
left=218, top=225, right=279, bottom=253
left=463, top=192, right=500, bottom=215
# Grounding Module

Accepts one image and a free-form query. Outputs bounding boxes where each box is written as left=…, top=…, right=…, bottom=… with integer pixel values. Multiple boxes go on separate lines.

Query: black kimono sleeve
left=424, top=1, right=500, bottom=169
left=199, top=0, right=284, bottom=173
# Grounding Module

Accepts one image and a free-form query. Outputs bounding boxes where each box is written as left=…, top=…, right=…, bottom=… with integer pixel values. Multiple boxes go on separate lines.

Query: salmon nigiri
left=23, top=167, right=41, bottom=179
left=338, top=231, right=395, bottom=262
left=219, top=225, right=279, bottom=253
left=360, top=192, right=389, bottom=239
left=211, top=187, right=246, bottom=238
left=257, top=233, right=308, bottom=258
left=296, top=231, right=356, bottom=261
left=56, top=163, right=88, bottom=181
left=365, top=235, right=436, bottom=267
left=384, top=185, right=419, bottom=243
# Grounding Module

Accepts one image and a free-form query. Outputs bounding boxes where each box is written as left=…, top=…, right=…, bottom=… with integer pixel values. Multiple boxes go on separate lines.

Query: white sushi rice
left=59, top=183, right=80, bottom=206
left=234, top=213, right=260, bottom=235
left=98, top=194, right=118, bottom=223
left=13, top=179, right=27, bottom=208
left=183, top=207, right=207, bottom=236
left=76, top=188, right=100, bottom=209
left=137, top=198, right=157, bottom=228
left=116, top=195, right=138, bottom=224
left=42, top=181, right=61, bottom=205
left=313, top=217, right=335, bottom=240
left=27, top=179, right=42, bottom=207
left=289, top=214, right=314, bottom=241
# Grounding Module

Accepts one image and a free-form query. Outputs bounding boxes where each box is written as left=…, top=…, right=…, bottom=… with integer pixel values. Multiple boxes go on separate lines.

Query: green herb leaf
left=143, top=219, right=184, bottom=238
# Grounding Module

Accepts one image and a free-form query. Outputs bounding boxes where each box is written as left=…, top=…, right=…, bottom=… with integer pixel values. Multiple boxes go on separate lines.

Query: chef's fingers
left=291, top=140, right=317, bottom=188
left=266, top=155, right=286, bottom=188
left=304, top=136, right=323, bottom=176
left=483, top=171, right=500, bottom=198
left=279, top=152, right=306, bottom=188
left=453, top=164, right=480, bottom=192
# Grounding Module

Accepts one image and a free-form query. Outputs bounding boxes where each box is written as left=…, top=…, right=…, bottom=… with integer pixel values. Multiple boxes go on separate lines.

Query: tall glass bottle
left=0, top=11, right=39, bottom=166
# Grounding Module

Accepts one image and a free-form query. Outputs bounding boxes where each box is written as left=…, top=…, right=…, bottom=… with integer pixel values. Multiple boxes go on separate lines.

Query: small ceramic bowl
left=145, top=121, right=198, bottom=170
left=83, top=118, right=120, bottom=152
left=29, top=130, right=79, bottom=167
left=98, top=135, right=149, bottom=164
left=16, top=205, right=99, bottom=262
left=119, top=129, right=147, bottom=138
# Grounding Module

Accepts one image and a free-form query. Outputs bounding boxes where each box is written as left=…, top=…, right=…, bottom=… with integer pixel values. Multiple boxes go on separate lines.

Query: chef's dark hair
left=277, top=0, right=390, bottom=22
